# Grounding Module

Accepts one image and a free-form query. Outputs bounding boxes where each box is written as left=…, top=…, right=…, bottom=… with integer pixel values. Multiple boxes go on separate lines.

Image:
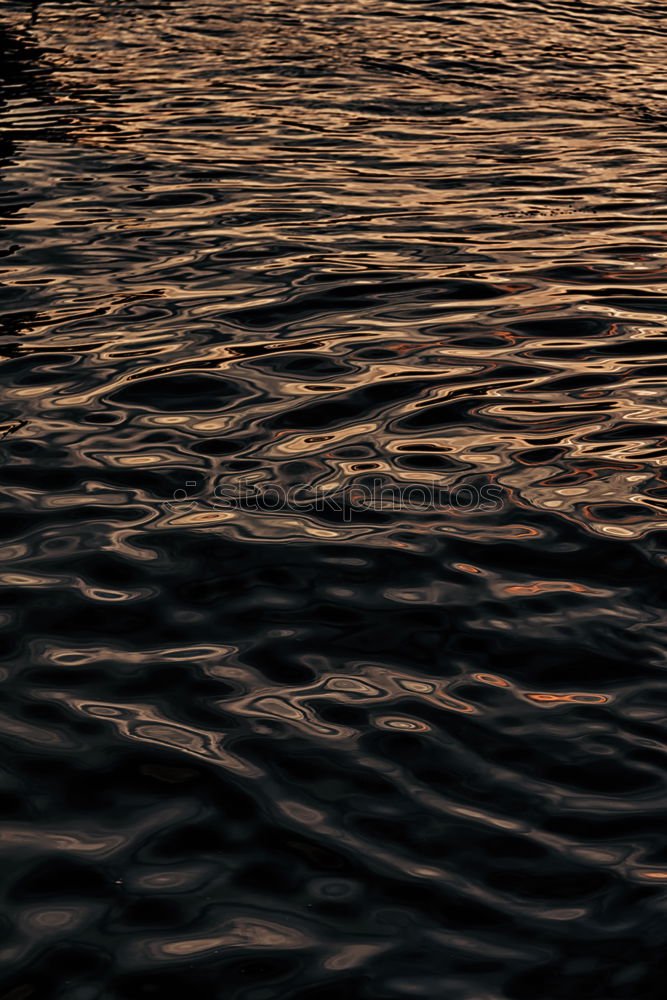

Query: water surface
left=2, top=1, right=667, bottom=997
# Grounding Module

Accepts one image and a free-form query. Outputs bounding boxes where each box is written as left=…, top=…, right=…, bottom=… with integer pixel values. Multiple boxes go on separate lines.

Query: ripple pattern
left=2, top=1, right=667, bottom=998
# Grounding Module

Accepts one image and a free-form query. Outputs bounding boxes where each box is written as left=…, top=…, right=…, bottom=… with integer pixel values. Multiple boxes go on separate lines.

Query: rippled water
left=2, top=1, right=667, bottom=996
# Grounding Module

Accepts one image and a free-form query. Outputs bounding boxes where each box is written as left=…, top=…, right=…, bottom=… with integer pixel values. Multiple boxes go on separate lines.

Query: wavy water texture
left=1, top=1, right=667, bottom=998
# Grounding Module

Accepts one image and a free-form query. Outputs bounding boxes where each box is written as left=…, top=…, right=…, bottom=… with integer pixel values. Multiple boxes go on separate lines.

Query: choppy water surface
left=2, top=1, right=667, bottom=996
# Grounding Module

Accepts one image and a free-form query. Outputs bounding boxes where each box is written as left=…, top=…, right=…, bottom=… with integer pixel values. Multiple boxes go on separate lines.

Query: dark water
left=2, top=1, right=667, bottom=996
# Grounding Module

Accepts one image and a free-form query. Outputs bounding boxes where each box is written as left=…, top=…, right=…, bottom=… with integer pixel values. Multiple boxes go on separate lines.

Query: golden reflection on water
left=2, top=3, right=667, bottom=993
